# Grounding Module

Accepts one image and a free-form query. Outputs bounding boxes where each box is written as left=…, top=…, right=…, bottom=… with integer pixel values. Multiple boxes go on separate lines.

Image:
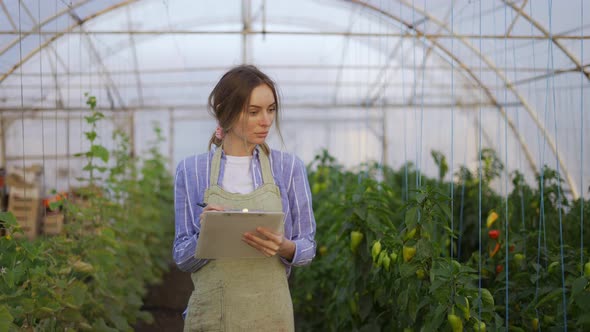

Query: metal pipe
left=0, top=101, right=521, bottom=114
left=502, top=0, right=590, bottom=81
left=0, top=29, right=587, bottom=40
left=0, top=0, right=137, bottom=85
left=388, top=0, right=579, bottom=198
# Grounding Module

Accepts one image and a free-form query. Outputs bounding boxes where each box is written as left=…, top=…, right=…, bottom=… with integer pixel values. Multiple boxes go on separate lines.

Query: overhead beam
left=511, top=64, right=590, bottom=86
left=0, top=0, right=17, bottom=31
left=406, top=4, right=457, bottom=106
left=0, top=0, right=137, bottom=85
left=20, top=1, right=68, bottom=109
left=0, top=29, right=588, bottom=40
left=65, top=9, right=128, bottom=110
left=332, top=4, right=362, bottom=104
left=505, top=0, right=528, bottom=36
left=0, top=101, right=522, bottom=114
left=349, top=0, right=541, bottom=195
left=6, top=64, right=584, bottom=77
left=241, top=0, right=252, bottom=64
left=0, top=0, right=93, bottom=58
left=389, top=0, right=579, bottom=199
left=0, top=80, right=488, bottom=90
left=125, top=6, right=144, bottom=106
left=502, top=0, right=590, bottom=81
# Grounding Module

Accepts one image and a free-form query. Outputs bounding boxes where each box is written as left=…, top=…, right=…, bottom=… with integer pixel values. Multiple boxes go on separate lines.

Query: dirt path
left=134, top=264, right=192, bottom=332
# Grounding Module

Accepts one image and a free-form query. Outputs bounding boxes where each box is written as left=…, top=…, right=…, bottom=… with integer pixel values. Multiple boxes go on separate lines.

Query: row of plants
left=292, top=149, right=590, bottom=331
left=0, top=95, right=175, bottom=331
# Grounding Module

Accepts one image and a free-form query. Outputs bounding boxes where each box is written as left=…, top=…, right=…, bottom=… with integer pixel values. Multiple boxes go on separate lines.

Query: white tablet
left=195, top=211, right=285, bottom=259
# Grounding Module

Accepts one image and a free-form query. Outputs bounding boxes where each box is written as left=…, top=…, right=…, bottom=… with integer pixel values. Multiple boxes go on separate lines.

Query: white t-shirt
left=221, top=155, right=254, bottom=194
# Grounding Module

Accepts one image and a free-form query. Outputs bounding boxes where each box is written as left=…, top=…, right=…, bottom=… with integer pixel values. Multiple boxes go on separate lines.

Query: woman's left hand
left=243, top=227, right=295, bottom=260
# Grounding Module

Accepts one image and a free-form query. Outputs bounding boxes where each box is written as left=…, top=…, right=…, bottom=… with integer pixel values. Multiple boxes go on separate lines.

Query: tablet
left=195, top=211, right=285, bottom=259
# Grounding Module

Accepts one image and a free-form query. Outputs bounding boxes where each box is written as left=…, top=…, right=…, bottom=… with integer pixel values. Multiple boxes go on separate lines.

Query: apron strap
left=209, top=145, right=275, bottom=187
left=209, top=147, right=223, bottom=187
left=258, top=147, right=275, bottom=185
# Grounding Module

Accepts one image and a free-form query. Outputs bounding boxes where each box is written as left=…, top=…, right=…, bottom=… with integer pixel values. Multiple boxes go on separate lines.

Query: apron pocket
left=186, top=284, right=224, bottom=332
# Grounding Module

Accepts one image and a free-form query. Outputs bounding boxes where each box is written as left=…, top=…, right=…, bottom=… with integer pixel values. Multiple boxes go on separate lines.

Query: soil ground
left=134, top=265, right=192, bottom=332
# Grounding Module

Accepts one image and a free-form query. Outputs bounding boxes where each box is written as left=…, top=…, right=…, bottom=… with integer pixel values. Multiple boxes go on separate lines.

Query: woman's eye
left=268, top=108, right=276, bottom=113
left=249, top=110, right=259, bottom=115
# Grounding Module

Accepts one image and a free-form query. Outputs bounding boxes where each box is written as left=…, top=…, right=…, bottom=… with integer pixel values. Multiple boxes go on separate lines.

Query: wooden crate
left=43, top=212, right=65, bottom=235
left=7, top=194, right=41, bottom=240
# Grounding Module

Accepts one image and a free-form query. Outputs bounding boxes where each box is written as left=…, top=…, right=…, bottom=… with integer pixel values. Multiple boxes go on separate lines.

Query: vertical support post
left=241, top=0, right=251, bottom=64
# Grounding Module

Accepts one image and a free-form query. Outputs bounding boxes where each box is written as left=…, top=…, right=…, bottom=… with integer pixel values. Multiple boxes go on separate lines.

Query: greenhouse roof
left=0, top=0, right=588, bottom=198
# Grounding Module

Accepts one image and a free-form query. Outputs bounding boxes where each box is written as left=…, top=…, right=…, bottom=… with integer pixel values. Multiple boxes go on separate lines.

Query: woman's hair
left=207, top=65, right=283, bottom=155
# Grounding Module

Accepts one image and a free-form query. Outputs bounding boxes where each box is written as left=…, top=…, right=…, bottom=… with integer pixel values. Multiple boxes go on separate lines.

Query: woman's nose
left=260, top=112, right=272, bottom=126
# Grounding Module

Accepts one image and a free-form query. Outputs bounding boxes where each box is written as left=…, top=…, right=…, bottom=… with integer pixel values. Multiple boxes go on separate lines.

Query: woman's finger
left=199, top=204, right=225, bottom=220
left=203, top=204, right=224, bottom=212
left=255, top=227, right=282, bottom=244
left=242, top=236, right=275, bottom=256
left=243, top=233, right=279, bottom=252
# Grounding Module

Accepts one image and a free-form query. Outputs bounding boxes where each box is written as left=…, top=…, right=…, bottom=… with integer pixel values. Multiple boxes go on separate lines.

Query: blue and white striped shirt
left=173, top=146, right=317, bottom=276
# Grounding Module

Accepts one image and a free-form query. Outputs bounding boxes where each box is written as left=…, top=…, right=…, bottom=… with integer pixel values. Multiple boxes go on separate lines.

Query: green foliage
left=0, top=95, right=174, bottom=331
left=431, top=150, right=449, bottom=182
left=293, top=148, right=590, bottom=331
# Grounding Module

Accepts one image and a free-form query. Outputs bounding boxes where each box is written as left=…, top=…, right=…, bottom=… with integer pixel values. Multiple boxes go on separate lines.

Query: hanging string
left=459, top=0, right=479, bottom=261
left=358, top=5, right=363, bottom=179
left=365, top=3, right=370, bottom=170
left=54, top=0, right=58, bottom=196
left=502, top=3, right=510, bottom=326
left=450, top=0, right=455, bottom=260
left=417, top=0, right=426, bottom=189
left=528, top=0, right=543, bottom=326
left=18, top=1, right=26, bottom=198
left=579, top=0, right=586, bottom=273
left=38, top=0, right=47, bottom=220
left=509, top=5, right=527, bottom=258
left=379, top=0, right=384, bottom=172
left=66, top=1, right=71, bottom=192
left=411, top=0, right=418, bottom=191
left=458, top=115, right=468, bottom=259
left=400, top=1, right=408, bottom=207
left=477, top=0, right=483, bottom=323
left=547, top=0, right=569, bottom=327
left=79, top=19, right=83, bottom=188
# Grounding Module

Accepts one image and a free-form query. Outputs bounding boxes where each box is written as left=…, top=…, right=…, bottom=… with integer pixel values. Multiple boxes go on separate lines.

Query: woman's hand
left=199, top=204, right=225, bottom=221
left=242, top=227, right=295, bottom=261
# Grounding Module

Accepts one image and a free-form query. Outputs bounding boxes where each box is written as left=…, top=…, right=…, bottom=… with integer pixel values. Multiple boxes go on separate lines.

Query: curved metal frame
left=0, top=0, right=583, bottom=198
left=349, top=0, right=540, bottom=188
left=371, top=0, right=579, bottom=199
left=0, top=0, right=93, bottom=59
left=502, top=0, right=589, bottom=81
left=0, top=0, right=137, bottom=85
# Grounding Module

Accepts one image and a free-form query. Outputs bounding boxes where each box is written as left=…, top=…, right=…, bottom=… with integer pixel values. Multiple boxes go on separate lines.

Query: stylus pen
left=196, top=202, right=207, bottom=208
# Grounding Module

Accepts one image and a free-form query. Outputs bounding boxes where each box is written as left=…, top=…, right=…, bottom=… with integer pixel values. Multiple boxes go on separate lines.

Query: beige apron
left=184, top=148, right=294, bottom=332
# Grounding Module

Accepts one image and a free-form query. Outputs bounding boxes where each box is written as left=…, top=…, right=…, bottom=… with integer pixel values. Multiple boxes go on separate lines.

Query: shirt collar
left=212, top=144, right=261, bottom=158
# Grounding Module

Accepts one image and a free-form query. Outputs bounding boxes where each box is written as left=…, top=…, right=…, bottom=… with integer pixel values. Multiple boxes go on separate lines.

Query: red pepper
left=496, top=264, right=504, bottom=274
left=488, top=230, right=500, bottom=240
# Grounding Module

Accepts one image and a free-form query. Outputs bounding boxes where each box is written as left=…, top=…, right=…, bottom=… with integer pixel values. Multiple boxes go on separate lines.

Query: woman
left=173, top=65, right=316, bottom=331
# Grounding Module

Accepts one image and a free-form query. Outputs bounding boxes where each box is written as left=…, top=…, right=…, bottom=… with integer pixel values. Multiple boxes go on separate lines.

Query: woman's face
left=228, top=84, right=276, bottom=149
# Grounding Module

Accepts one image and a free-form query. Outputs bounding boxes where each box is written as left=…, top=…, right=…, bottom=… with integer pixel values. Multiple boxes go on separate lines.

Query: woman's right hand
left=199, top=204, right=225, bottom=221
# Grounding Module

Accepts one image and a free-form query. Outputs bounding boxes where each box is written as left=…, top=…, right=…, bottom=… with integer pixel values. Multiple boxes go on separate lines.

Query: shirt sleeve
left=172, top=159, right=208, bottom=272
left=282, top=156, right=317, bottom=267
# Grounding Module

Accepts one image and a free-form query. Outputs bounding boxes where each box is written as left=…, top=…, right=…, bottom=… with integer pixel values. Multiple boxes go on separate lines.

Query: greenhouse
left=0, top=0, right=588, bottom=331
